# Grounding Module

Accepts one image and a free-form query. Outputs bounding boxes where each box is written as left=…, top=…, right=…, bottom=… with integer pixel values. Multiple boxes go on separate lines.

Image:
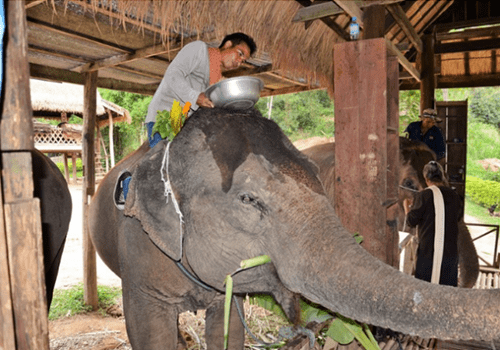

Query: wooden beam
left=386, top=3, right=423, bottom=53
left=294, top=0, right=350, bottom=41
left=260, top=85, right=320, bottom=97
left=293, top=0, right=403, bottom=23
left=29, top=64, right=159, bottom=95
left=436, top=38, right=500, bottom=54
left=385, top=38, right=421, bottom=82
left=334, top=0, right=364, bottom=28
left=437, top=25, right=500, bottom=41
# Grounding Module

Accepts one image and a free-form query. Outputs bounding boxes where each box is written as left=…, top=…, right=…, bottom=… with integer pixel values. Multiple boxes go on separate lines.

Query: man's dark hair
left=219, top=32, right=257, bottom=56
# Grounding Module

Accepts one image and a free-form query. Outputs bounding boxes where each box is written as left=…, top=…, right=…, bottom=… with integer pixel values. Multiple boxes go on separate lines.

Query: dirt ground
left=49, top=183, right=499, bottom=350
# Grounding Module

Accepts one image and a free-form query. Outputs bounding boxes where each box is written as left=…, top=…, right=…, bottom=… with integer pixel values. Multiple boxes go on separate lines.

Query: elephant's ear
left=124, top=142, right=183, bottom=261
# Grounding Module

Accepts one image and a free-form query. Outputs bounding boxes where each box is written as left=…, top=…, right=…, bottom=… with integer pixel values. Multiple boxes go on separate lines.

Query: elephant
left=89, top=108, right=499, bottom=350
left=301, top=137, right=479, bottom=288
left=32, top=149, right=72, bottom=309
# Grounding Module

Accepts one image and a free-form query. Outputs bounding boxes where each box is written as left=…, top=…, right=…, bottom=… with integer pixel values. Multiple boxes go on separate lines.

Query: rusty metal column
left=334, top=38, right=399, bottom=266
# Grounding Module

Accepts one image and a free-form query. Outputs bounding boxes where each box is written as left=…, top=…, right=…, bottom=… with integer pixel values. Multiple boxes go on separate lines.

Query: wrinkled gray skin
left=90, top=109, right=497, bottom=350
left=301, top=138, right=479, bottom=288
left=32, top=149, right=72, bottom=309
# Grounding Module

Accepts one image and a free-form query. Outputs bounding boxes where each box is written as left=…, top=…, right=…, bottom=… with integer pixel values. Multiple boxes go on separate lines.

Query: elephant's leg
left=205, top=296, right=245, bottom=350
left=121, top=279, right=179, bottom=350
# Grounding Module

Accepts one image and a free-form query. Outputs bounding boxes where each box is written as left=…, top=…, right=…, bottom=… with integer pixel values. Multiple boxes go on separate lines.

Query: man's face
left=220, top=42, right=251, bottom=71
left=422, top=117, right=435, bottom=128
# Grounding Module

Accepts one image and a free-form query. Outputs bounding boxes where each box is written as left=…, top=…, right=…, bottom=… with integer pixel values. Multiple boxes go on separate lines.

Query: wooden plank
left=436, top=38, right=500, bottom=54
left=386, top=3, right=423, bottom=52
left=437, top=25, right=500, bottom=41
left=334, top=1, right=365, bottom=28
left=385, top=38, right=421, bottom=81
left=2, top=152, right=35, bottom=203
left=83, top=71, right=98, bottom=310
left=29, top=63, right=159, bottom=96
left=5, top=199, right=49, bottom=350
left=0, top=172, right=16, bottom=350
left=1, top=0, right=33, bottom=151
left=294, top=0, right=351, bottom=41
left=293, top=0, right=403, bottom=23
left=386, top=53, right=400, bottom=267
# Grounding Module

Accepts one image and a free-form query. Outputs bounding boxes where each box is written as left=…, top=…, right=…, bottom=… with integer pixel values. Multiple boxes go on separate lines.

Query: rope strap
left=161, top=141, right=184, bottom=260
left=429, top=186, right=445, bottom=284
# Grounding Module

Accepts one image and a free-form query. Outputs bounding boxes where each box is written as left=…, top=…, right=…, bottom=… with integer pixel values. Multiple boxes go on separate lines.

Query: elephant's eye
left=240, top=193, right=255, bottom=204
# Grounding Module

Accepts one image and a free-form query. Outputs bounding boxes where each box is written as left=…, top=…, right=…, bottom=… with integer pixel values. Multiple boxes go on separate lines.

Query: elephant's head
left=126, top=108, right=496, bottom=341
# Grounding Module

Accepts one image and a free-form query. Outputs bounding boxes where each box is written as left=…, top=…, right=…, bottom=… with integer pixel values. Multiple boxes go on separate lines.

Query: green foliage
left=48, top=284, right=122, bottom=320
left=399, top=90, right=421, bottom=134
left=98, top=88, right=152, bottom=162
left=466, top=176, right=500, bottom=208
left=469, top=87, right=500, bottom=126
left=255, top=90, right=335, bottom=141
left=55, top=157, right=83, bottom=175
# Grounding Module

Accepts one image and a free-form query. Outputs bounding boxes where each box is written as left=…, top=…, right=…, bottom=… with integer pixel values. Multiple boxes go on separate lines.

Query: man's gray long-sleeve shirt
left=145, top=41, right=210, bottom=123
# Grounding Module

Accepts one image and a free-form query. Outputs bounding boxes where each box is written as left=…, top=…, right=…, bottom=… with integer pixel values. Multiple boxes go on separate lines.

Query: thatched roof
left=26, top=1, right=500, bottom=98
left=30, top=79, right=131, bottom=126
left=31, top=79, right=106, bottom=116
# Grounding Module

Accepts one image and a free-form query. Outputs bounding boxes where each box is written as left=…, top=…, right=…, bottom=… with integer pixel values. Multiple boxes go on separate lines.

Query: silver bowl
left=205, top=76, right=264, bottom=110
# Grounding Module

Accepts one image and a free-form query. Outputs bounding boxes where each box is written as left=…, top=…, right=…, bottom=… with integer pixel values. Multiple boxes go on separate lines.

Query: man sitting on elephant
left=114, top=32, right=257, bottom=209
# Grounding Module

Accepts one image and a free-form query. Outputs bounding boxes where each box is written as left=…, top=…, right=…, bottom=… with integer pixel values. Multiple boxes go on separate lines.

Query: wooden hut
left=30, top=79, right=131, bottom=183
left=3, top=1, right=500, bottom=349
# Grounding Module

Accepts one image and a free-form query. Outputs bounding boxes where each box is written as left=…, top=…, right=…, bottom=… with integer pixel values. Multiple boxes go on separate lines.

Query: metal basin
left=205, top=76, right=264, bottom=110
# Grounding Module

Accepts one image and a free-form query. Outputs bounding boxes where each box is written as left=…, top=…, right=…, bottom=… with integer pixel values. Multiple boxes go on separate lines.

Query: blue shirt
left=405, top=121, right=446, bottom=160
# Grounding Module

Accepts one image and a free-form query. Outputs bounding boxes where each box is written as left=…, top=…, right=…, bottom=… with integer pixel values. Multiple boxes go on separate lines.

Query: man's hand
left=197, top=93, right=215, bottom=108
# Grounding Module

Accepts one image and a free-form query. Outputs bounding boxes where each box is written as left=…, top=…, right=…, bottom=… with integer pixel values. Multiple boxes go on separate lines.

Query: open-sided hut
left=30, top=79, right=131, bottom=183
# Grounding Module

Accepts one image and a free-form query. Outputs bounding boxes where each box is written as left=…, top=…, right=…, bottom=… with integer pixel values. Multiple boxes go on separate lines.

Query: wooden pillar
left=72, top=153, right=78, bottom=184
left=420, top=34, right=436, bottom=112
left=0, top=1, right=50, bottom=349
left=82, top=71, right=98, bottom=310
left=334, top=38, right=399, bottom=267
left=63, top=152, right=70, bottom=183
left=108, top=110, right=115, bottom=167
left=362, top=5, right=385, bottom=40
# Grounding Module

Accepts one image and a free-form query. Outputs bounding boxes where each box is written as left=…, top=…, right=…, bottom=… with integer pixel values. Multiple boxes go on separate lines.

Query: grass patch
left=49, top=284, right=122, bottom=321
left=465, top=197, right=500, bottom=226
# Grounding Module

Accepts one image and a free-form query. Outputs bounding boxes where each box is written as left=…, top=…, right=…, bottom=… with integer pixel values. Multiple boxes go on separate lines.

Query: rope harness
left=159, top=142, right=314, bottom=348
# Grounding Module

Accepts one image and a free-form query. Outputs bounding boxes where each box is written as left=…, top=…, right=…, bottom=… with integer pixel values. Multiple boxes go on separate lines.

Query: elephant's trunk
left=272, top=211, right=500, bottom=341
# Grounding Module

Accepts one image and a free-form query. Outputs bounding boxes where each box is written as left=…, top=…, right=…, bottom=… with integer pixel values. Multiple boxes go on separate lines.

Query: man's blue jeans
left=147, top=122, right=163, bottom=148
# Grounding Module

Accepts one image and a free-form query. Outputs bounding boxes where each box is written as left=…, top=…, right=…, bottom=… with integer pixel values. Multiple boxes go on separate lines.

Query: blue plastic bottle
left=350, top=17, right=360, bottom=41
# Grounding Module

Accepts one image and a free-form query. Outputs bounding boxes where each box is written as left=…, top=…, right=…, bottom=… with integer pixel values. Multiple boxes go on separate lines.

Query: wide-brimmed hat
left=421, top=108, right=442, bottom=122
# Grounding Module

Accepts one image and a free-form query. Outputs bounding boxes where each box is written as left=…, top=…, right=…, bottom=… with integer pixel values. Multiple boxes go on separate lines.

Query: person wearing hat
left=405, top=108, right=446, bottom=166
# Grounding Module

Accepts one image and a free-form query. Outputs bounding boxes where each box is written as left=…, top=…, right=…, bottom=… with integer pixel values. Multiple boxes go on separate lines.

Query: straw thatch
left=59, top=0, right=348, bottom=94
left=30, top=79, right=131, bottom=126
left=30, top=79, right=106, bottom=116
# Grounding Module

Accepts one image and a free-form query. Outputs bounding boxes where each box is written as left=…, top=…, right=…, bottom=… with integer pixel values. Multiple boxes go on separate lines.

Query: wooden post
left=362, top=5, right=385, bottom=40
left=72, top=153, right=78, bottom=184
left=82, top=71, right=98, bottom=310
left=63, top=152, right=70, bottom=183
left=334, top=38, right=399, bottom=266
left=0, top=1, right=50, bottom=349
left=420, top=34, right=436, bottom=112
left=108, top=109, right=115, bottom=167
